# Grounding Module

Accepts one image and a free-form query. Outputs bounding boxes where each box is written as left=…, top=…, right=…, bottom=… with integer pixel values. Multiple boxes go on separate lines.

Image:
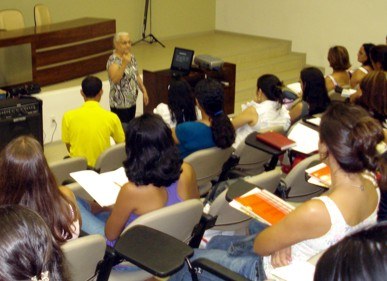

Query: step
left=236, top=53, right=306, bottom=82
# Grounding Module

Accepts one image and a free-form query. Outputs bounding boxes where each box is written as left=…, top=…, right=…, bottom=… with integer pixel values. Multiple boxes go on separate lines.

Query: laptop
left=170, top=47, right=194, bottom=77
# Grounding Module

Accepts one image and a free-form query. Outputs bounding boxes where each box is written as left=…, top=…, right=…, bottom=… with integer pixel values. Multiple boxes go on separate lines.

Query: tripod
left=133, top=0, right=165, bottom=47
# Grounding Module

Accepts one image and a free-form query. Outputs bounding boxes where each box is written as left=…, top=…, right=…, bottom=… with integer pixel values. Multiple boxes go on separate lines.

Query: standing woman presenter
left=107, top=31, right=149, bottom=130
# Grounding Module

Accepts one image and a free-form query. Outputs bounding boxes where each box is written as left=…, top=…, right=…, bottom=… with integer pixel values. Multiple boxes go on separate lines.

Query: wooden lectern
left=143, top=63, right=236, bottom=115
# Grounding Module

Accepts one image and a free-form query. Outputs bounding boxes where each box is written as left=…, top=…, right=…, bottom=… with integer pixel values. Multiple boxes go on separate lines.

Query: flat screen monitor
left=0, top=43, right=33, bottom=89
left=170, top=47, right=194, bottom=77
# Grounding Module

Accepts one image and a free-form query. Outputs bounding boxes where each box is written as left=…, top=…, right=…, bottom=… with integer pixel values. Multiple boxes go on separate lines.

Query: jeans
left=77, top=197, right=140, bottom=272
left=76, top=197, right=109, bottom=236
left=169, top=230, right=268, bottom=281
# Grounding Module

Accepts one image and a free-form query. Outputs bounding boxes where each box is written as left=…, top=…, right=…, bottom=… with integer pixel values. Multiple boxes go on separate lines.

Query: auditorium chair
left=96, top=199, right=204, bottom=281
left=0, top=9, right=25, bottom=30
left=281, top=153, right=325, bottom=202
left=34, top=4, right=52, bottom=26
left=62, top=234, right=106, bottom=281
left=49, top=156, right=88, bottom=185
left=94, top=143, right=126, bottom=173
left=184, top=147, right=234, bottom=196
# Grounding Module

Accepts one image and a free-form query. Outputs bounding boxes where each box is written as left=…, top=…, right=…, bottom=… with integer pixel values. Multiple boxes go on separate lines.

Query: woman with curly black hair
left=173, top=78, right=235, bottom=158
left=78, top=113, right=199, bottom=244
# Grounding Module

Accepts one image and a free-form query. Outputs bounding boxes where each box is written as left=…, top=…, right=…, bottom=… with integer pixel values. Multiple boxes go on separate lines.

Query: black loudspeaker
left=0, top=97, right=43, bottom=153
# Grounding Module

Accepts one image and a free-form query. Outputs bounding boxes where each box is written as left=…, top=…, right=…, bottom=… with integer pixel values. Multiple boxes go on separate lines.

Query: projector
left=194, top=54, right=224, bottom=70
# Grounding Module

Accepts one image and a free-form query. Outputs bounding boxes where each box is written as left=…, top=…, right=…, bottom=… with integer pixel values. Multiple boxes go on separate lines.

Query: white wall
left=215, top=0, right=387, bottom=72
left=35, top=81, right=143, bottom=144
left=0, top=0, right=215, bottom=41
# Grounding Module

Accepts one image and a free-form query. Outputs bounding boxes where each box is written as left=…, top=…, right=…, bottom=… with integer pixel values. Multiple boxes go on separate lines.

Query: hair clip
left=376, top=141, right=387, bottom=155
left=214, top=110, right=223, bottom=117
left=31, top=271, right=49, bottom=281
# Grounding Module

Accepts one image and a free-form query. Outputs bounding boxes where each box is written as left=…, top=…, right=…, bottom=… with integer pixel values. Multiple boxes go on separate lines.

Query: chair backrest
left=234, top=126, right=285, bottom=175
left=34, top=4, right=52, bottom=26
left=108, top=199, right=204, bottom=280
left=210, top=168, right=282, bottom=233
left=94, top=143, right=126, bottom=173
left=0, top=9, right=25, bottom=30
left=49, top=157, right=88, bottom=185
left=61, top=234, right=106, bottom=281
left=284, top=153, right=325, bottom=202
left=184, top=147, right=234, bottom=195
left=122, top=199, right=203, bottom=243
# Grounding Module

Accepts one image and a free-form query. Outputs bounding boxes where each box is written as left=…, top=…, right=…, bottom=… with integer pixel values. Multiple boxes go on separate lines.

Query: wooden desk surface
left=0, top=18, right=116, bottom=86
left=0, top=18, right=113, bottom=45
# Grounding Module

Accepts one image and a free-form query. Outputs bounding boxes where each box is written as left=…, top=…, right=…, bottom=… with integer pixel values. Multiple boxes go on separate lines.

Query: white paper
left=286, top=82, right=302, bottom=94
left=70, top=167, right=128, bottom=207
left=341, top=88, right=357, bottom=98
left=288, top=123, right=319, bottom=154
left=304, top=117, right=321, bottom=126
left=271, top=261, right=315, bottom=281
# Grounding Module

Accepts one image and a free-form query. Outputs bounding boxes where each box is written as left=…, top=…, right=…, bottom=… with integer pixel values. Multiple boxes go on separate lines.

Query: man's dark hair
left=81, top=76, right=103, bottom=98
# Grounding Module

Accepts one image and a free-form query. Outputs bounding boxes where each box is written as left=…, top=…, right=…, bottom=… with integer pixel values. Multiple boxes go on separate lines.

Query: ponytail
left=257, top=74, right=284, bottom=106
left=210, top=112, right=235, bottom=148
left=195, top=79, right=236, bottom=148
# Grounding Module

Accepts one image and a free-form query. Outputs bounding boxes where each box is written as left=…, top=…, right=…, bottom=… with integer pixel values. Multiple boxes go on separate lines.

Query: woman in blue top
left=172, top=78, right=235, bottom=158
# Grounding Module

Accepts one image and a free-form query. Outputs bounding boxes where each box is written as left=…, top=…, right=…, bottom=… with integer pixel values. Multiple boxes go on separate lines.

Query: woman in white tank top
left=169, top=102, right=385, bottom=281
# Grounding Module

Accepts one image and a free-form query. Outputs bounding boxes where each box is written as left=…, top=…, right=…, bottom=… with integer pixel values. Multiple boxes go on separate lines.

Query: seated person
left=172, top=78, right=235, bottom=158
left=290, top=67, right=331, bottom=124
left=0, top=136, right=80, bottom=245
left=169, top=102, right=382, bottom=281
left=153, top=78, right=201, bottom=128
left=370, top=44, right=387, bottom=71
left=355, top=70, right=387, bottom=127
left=232, top=74, right=291, bottom=148
left=350, top=43, right=375, bottom=89
left=314, top=222, right=387, bottom=281
left=0, top=205, right=69, bottom=280
left=62, top=76, right=125, bottom=167
left=325, top=46, right=352, bottom=100
left=77, top=113, right=200, bottom=245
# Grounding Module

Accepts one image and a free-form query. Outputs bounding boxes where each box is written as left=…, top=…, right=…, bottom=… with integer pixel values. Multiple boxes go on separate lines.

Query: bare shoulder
left=59, top=186, right=76, bottom=203
left=178, top=162, right=199, bottom=199
left=253, top=198, right=331, bottom=255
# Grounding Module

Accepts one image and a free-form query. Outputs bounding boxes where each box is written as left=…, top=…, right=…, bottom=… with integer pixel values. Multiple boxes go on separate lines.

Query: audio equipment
left=0, top=97, right=43, bottom=152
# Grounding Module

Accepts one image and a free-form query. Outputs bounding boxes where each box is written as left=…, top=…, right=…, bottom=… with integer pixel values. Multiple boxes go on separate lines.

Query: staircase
left=134, top=31, right=307, bottom=114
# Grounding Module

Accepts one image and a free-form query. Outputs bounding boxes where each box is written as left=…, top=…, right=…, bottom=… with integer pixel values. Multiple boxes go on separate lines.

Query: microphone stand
left=133, top=0, right=165, bottom=47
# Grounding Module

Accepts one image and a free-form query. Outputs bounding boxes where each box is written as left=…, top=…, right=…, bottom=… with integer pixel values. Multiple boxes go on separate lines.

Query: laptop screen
left=170, top=47, right=194, bottom=74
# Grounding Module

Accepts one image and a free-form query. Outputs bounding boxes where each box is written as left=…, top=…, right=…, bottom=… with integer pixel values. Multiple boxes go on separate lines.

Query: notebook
left=170, top=47, right=194, bottom=77
left=256, top=131, right=296, bottom=151
left=230, top=187, right=295, bottom=225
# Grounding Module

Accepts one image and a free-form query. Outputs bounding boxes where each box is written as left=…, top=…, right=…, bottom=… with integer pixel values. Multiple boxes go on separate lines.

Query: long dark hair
left=168, top=79, right=197, bottom=124
left=124, top=113, right=182, bottom=187
left=362, top=43, right=376, bottom=67
left=320, top=103, right=386, bottom=190
left=357, top=71, right=387, bottom=123
left=0, top=136, right=77, bottom=244
left=314, top=223, right=387, bottom=281
left=300, top=67, right=331, bottom=115
left=0, top=205, right=69, bottom=281
left=195, top=78, right=235, bottom=148
left=370, top=45, right=387, bottom=71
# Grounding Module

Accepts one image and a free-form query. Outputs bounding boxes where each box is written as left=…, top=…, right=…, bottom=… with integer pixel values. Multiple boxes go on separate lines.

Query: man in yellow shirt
left=62, top=76, right=125, bottom=167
